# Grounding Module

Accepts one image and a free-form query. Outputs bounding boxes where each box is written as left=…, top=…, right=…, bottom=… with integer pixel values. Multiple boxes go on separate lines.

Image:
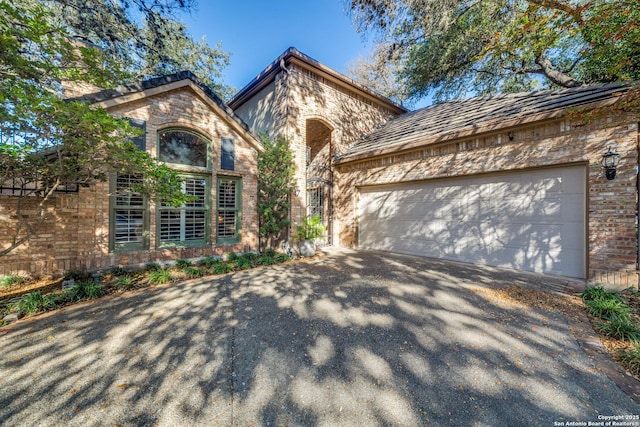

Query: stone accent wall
left=1, top=86, right=259, bottom=276
left=335, top=115, right=640, bottom=288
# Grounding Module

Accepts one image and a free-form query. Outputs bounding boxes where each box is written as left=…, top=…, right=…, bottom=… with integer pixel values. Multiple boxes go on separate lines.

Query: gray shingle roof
left=337, top=83, right=630, bottom=164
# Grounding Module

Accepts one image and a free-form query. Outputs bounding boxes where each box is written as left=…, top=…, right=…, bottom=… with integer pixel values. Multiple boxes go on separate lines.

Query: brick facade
left=1, top=82, right=260, bottom=276
left=335, top=114, right=640, bottom=289
left=231, top=50, right=405, bottom=244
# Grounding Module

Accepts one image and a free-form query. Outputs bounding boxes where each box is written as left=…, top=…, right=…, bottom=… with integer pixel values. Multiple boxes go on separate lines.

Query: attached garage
left=358, top=165, right=586, bottom=278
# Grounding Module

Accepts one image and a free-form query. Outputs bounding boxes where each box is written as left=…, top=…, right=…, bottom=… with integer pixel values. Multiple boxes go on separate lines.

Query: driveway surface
left=1, top=248, right=639, bottom=426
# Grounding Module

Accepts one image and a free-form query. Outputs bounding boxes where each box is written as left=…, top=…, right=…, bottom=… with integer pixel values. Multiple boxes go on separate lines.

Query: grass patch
left=148, top=269, right=173, bottom=285
left=184, top=266, right=204, bottom=279
left=0, top=274, right=27, bottom=287
left=199, top=257, right=220, bottom=268
left=11, top=291, right=58, bottom=315
left=257, top=255, right=276, bottom=266
left=597, top=316, right=640, bottom=343
left=115, top=276, right=135, bottom=291
left=175, top=259, right=192, bottom=270
left=212, top=263, right=234, bottom=275
left=585, top=296, right=630, bottom=320
left=145, top=262, right=162, bottom=272
left=618, top=346, right=640, bottom=377
left=66, top=281, right=103, bottom=301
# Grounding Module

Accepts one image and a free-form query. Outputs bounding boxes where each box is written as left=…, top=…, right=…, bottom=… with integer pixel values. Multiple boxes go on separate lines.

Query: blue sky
left=180, top=0, right=373, bottom=93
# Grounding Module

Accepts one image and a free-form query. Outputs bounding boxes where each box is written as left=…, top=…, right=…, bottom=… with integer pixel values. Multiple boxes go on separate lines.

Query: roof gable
left=68, top=71, right=263, bottom=152
left=228, top=47, right=407, bottom=115
left=337, top=83, right=630, bottom=164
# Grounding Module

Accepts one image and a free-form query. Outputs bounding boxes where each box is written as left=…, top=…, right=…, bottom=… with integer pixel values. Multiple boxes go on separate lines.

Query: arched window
left=158, top=129, right=209, bottom=168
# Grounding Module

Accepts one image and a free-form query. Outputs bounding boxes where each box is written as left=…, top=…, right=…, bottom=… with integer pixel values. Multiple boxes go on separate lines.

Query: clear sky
left=180, top=0, right=373, bottom=94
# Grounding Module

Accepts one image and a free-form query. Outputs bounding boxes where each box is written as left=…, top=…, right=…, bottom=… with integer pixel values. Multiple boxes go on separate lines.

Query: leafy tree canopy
left=347, top=0, right=640, bottom=101
left=0, top=0, right=231, bottom=257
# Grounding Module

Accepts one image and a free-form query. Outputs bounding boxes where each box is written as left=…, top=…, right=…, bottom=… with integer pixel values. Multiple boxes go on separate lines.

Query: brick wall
left=234, top=64, right=402, bottom=244
left=335, top=115, right=640, bottom=289
left=0, top=86, right=259, bottom=276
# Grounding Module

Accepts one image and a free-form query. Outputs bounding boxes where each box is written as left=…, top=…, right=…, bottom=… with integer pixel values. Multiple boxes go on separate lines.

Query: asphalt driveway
left=1, top=248, right=639, bottom=426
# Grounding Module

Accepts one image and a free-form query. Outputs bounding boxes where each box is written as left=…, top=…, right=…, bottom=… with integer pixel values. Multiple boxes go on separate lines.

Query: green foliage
left=12, top=291, right=57, bottom=315
left=212, top=263, right=235, bottom=275
left=597, top=317, right=640, bottom=343
left=66, top=281, right=103, bottom=301
left=618, top=346, right=640, bottom=377
left=257, top=256, right=276, bottom=266
left=240, top=252, right=258, bottom=262
left=0, top=275, right=27, bottom=287
left=0, top=0, right=230, bottom=258
left=585, top=296, right=630, bottom=320
left=275, top=253, right=291, bottom=263
left=148, top=269, right=172, bottom=285
left=347, top=0, right=640, bottom=101
left=198, top=257, right=221, bottom=268
left=183, top=266, right=204, bottom=279
left=580, top=286, right=609, bottom=302
left=226, top=252, right=239, bottom=262
left=115, top=276, right=135, bottom=291
left=235, top=260, right=254, bottom=270
left=257, top=135, right=297, bottom=249
left=145, top=262, right=162, bottom=272
left=175, top=259, right=192, bottom=270
left=264, top=248, right=277, bottom=258
left=109, top=266, right=127, bottom=276
left=295, top=216, right=326, bottom=241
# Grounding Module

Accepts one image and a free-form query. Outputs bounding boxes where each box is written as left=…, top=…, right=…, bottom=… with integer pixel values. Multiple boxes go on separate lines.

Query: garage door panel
left=358, top=166, right=586, bottom=278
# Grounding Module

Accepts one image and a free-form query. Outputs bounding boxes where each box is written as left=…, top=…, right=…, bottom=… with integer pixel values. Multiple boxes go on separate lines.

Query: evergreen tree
left=257, top=135, right=297, bottom=251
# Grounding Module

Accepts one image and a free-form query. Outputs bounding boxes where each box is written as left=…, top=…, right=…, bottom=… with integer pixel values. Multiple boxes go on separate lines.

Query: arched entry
left=305, top=118, right=333, bottom=245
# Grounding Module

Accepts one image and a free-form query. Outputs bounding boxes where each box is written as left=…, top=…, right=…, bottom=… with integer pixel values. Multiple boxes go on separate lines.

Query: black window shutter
left=221, top=138, right=235, bottom=170
left=128, top=118, right=146, bottom=151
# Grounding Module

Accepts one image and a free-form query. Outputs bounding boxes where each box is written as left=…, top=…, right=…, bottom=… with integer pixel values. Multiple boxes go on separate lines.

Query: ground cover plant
left=0, top=248, right=296, bottom=324
left=581, top=286, right=640, bottom=377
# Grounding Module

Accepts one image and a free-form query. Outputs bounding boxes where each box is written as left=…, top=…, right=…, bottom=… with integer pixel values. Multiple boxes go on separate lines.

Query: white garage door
left=358, top=166, right=586, bottom=278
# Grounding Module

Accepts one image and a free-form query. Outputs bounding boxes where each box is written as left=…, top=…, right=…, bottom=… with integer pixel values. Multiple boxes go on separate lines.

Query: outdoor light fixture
left=601, top=146, right=620, bottom=180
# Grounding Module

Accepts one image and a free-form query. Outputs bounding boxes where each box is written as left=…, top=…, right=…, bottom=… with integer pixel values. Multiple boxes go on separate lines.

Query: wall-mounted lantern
left=601, top=146, right=620, bottom=180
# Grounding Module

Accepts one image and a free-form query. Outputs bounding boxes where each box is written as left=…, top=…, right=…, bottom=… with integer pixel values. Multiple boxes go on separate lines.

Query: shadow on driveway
left=0, top=248, right=638, bottom=426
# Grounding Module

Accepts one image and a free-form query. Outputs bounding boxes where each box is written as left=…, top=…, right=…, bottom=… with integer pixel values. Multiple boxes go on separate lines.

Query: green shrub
left=175, top=259, right=192, bottom=270
left=66, top=281, right=103, bottom=301
left=184, top=266, right=204, bottom=279
left=199, top=257, right=220, bottom=268
left=235, top=260, right=253, bottom=270
left=12, top=291, right=57, bottom=315
left=148, top=269, right=172, bottom=285
left=580, top=286, right=609, bottom=302
left=257, top=256, right=276, bottom=266
left=585, top=296, right=630, bottom=320
left=618, top=346, right=640, bottom=376
left=115, top=276, right=135, bottom=291
left=274, top=253, right=291, bottom=263
left=109, top=266, right=127, bottom=276
left=226, top=252, right=239, bottom=262
left=0, top=274, right=27, bottom=287
left=145, top=262, right=162, bottom=272
left=240, top=252, right=258, bottom=262
left=264, top=248, right=277, bottom=258
left=598, top=317, right=640, bottom=343
left=213, top=263, right=234, bottom=275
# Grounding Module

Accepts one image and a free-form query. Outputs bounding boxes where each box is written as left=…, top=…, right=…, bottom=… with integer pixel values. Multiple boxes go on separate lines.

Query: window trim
left=157, top=128, right=211, bottom=171
left=109, top=173, right=149, bottom=252
left=216, top=176, right=242, bottom=244
left=157, top=173, right=212, bottom=248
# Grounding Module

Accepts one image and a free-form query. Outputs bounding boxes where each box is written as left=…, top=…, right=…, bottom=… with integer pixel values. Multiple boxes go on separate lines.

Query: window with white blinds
left=217, top=177, right=241, bottom=243
left=110, top=173, right=148, bottom=251
left=159, top=176, right=210, bottom=246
